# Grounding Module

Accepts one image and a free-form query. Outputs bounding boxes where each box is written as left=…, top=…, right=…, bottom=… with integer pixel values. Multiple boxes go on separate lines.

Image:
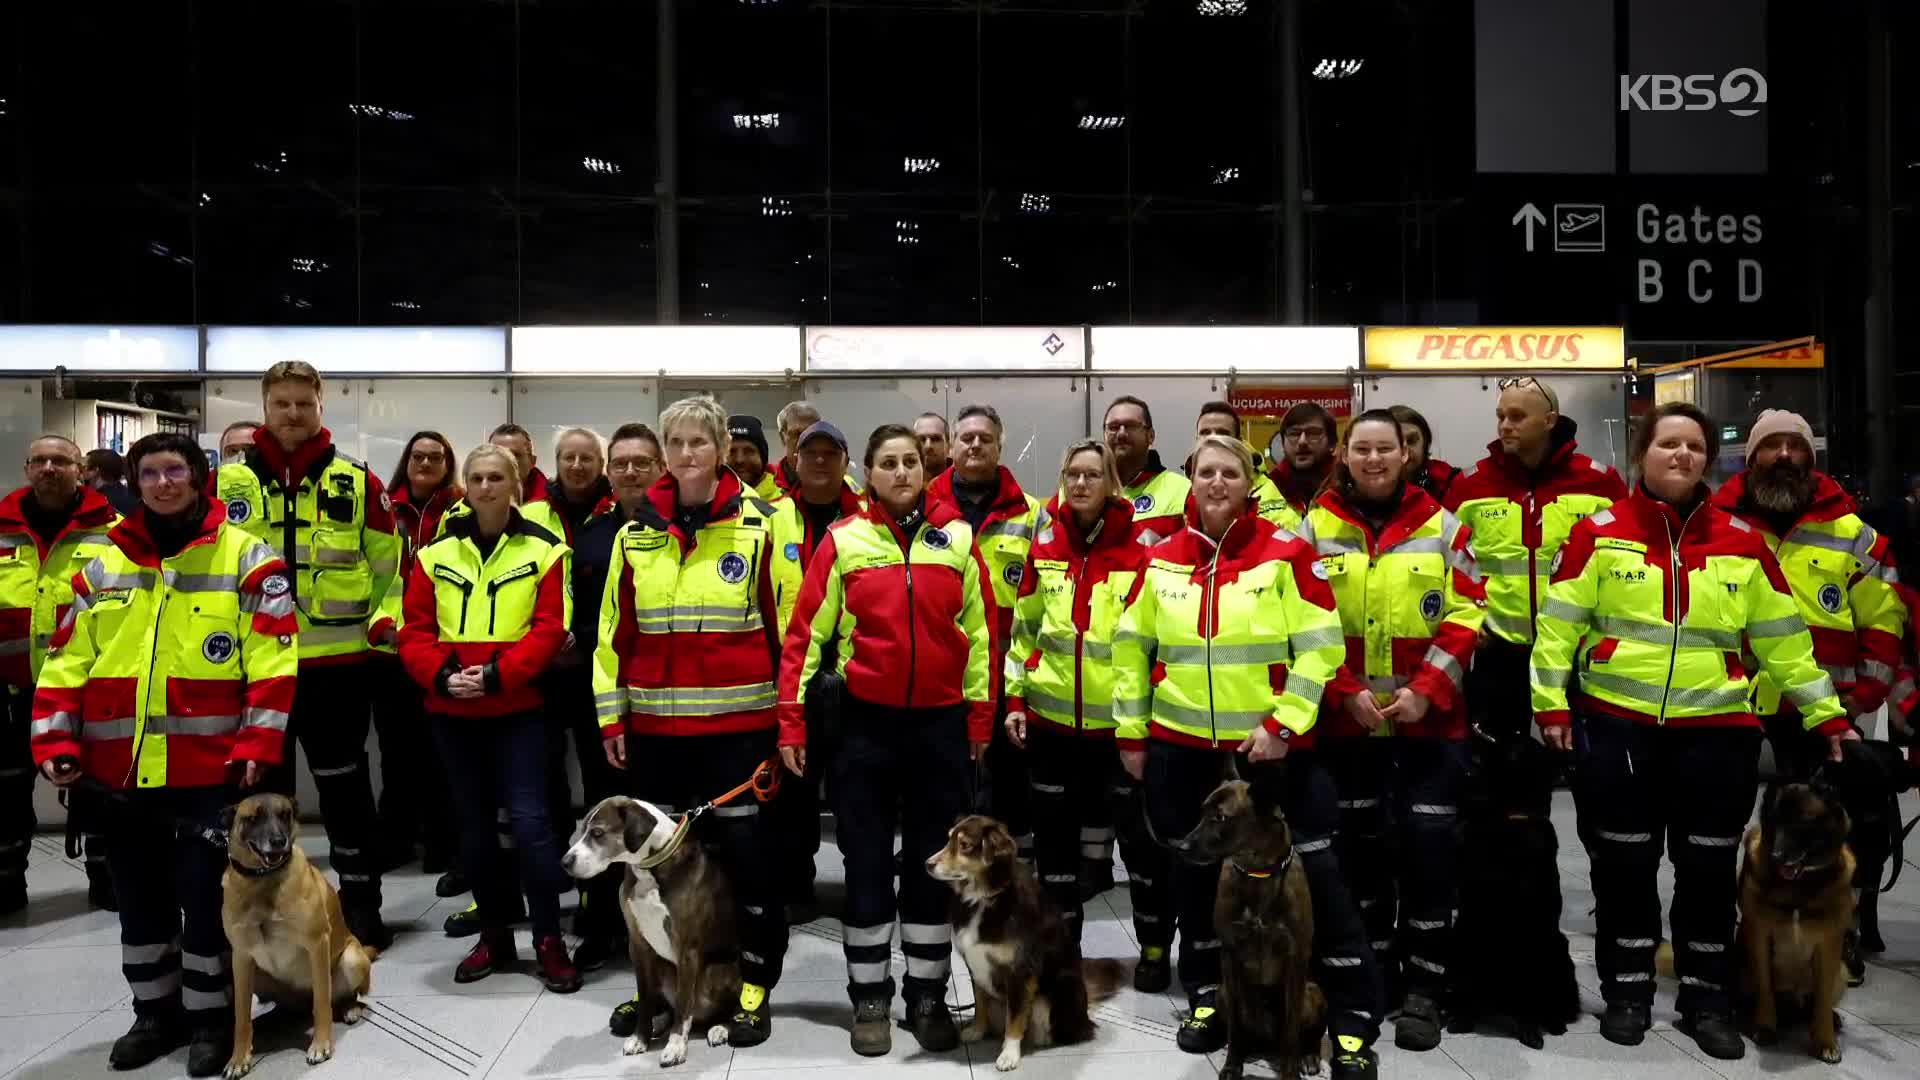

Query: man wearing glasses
left=1445, top=376, right=1626, bottom=740
left=0, top=436, right=121, bottom=915
left=1265, top=402, right=1339, bottom=521
left=1103, top=396, right=1190, bottom=546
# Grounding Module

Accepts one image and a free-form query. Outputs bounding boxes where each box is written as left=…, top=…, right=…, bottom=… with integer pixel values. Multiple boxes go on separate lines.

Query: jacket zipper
left=903, top=550, right=917, bottom=708
left=1072, top=551, right=1091, bottom=731
left=1205, top=520, right=1234, bottom=748
left=126, top=586, right=169, bottom=788
left=1654, top=507, right=1694, bottom=725
left=1524, top=489, right=1539, bottom=634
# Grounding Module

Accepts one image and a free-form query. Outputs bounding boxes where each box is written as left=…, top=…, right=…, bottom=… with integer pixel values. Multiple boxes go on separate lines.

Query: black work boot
left=1677, top=1011, right=1746, bottom=1061
left=110, top=1014, right=184, bottom=1071
left=1600, top=1002, right=1651, bottom=1046
left=1177, top=994, right=1227, bottom=1054
left=851, top=998, right=892, bottom=1057
left=343, top=898, right=392, bottom=951
left=186, top=1023, right=232, bottom=1077
left=1394, top=992, right=1443, bottom=1051
left=1329, top=1042, right=1380, bottom=1079
left=902, top=994, right=959, bottom=1052
left=1133, top=946, right=1171, bottom=993
left=86, top=863, right=118, bottom=912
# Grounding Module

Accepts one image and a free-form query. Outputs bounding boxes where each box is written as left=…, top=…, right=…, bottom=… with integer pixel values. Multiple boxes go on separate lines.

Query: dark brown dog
left=926, top=815, right=1125, bottom=1071
left=1740, top=781, right=1856, bottom=1064
left=1171, top=779, right=1325, bottom=1080
left=220, top=793, right=376, bottom=1079
left=563, top=796, right=739, bottom=1068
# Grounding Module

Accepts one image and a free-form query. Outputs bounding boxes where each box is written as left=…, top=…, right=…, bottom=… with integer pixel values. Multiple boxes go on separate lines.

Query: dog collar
left=228, top=856, right=285, bottom=879
left=1230, top=849, right=1294, bottom=879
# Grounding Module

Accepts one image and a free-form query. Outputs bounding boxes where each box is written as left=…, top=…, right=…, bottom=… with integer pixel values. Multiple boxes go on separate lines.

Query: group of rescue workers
left=3, top=359, right=1911, bottom=1077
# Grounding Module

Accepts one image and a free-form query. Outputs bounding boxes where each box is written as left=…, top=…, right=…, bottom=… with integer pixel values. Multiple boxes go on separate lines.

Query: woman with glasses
left=1003, top=439, right=1173, bottom=989
left=375, top=431, right=462, bottom=887
left=32, top=433, right=299, bottom=1075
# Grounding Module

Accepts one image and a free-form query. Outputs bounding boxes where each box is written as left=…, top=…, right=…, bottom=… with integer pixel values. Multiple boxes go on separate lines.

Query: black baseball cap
left=797, top=420, right=848, bottom=452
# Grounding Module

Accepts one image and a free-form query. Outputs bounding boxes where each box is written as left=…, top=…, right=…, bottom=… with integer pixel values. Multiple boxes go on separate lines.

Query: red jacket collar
left=0, top=484, right=117, bottom=533
left=1619, top=484, right=1717, bottom=543
left=773, top=459, right=799, bottom=494
left=1180, top=497, right=1266, bottom=561
left=1711, top=470, right=1856, bottom=529
left=1123, top=450, right=1170, bottom=489
left=392, top=484, right=457, bottom=513
left=859, top=495, right=963, bottom=538
left=926, top=465, right=1028, bottom=520
left=522, top=467, right=553, bottom=506
left=1042, top=494, right=1134, bottom=556
left=108, top=501, right=227, bottom=567
left=796, top=484, right=865, bottom=520
left=1313, top=484, right=1441, bottom=552
left=252, top=426, right=336, bottom=483
left=645, top=468, right=746, bottom=523
left=1266, top=456, right=1331, bottom=509
left=1477, top=417, right=1582, bottom=484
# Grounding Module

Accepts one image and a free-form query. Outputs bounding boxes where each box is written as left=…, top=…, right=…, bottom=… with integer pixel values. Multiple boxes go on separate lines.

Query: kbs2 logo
left=1619, top=68, right=1767, bottom=118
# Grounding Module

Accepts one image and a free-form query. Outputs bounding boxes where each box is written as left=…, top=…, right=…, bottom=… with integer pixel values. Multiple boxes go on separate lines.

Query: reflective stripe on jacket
left=1300, top=486, right=1486, bottom=739
left=1004, top=496, right=1144, bottom=736
left=1711, top=471, right=1908, bottom=715
left=1444, top=419, right=1626, bottom=645
left=0, top=486, right=118, bottom=686
left=1111, top=500, right=1344, bottom=751
left=399, top=510, right=570, bottom=718
left=596, top=470, right=782, bottom=738
left=216, top=427, right=402, bottom=664
left=768, top=486, right=865, bottom=636
left=30, top=504, right=298, bottom=789
left=778, top=499, right=993, bottom=745
left=1531, top=487, right=1847, bottom=735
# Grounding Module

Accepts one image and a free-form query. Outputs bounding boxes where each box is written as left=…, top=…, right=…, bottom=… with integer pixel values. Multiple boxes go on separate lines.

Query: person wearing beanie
left=729, top=415, right=781, bottom=502
left=1710, top=408, right=1907, bottom=986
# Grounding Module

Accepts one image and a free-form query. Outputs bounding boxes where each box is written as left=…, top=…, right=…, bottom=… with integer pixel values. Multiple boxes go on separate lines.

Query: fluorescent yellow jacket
left=1004, top=496, right=1145, bottom=735
left=0, top=486, right=119, bottom=687
left=1531, top=489, right=1846, bottom=735
left=1122, top=452, right=1191, bottom=547
left=1112, top=506, right=1345, bottom=750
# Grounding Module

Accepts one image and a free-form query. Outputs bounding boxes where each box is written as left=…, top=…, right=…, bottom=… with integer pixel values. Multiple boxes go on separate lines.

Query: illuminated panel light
left=1019, top=192, right=1051, bottom=213
left=762, top=196, right=795, bottom=217
left=1090, top=280, right=1119, bottom=293
left=0, top=97, right=8, bottom=116
left=1078, top=115, right=1126, bottom=131
left=280, top=294, right=313, bottom=311
left=733, top=112, right=781, bottom=129
left=147, top=241, right=194, bottom=267
left=895, top=220, right=921, bottom=246
left=390, top=300, right=421, bottom=311
left=903, top=156, right=941, bottom=174
left=1313, top=58, right=1365, bottom=79
left=0, top=325, right=200, bottom=373
left=1001, top=255, right=1022, bottom=270
left=290, top=256, right=329, bottom=273
left=807, top=327, right=1086, bottom=372
left=1213, top=166, right=1241, bottom=184
left=253, top=149, right=290, bottom=175
left=511, top=326, right=796, bottom=376
left=1197, top=0, right=1248, bottom=13
left=582, top=156, right=621, bottom=175
left=348, top=104, right=415, bottom=120
left=1090, top=325, right=1361, bottom=373
left=207, top=327, right=508, bottom=374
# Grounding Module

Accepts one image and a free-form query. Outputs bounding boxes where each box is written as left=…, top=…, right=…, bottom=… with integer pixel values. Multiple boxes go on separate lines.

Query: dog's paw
left=339, top=1003, right=365, bottom=1026
left=660, top=1033, right=688, bottom=1068
left=706, top=1024, right=729, bottom=1047
left=1814, top=1042, right=1842, bottom=1065
left=305, top=1038, right=334, bottom=1066
left=221, top=1053, right=255, bottom=1080
left=994, top=1043, right=1023, bottom=1072
left=1833, top=1010, right=1846, bottom=1031
left=1295, top=1055, right=1322, bottom=1078
left=621, top=1034, right=647, bottom=1057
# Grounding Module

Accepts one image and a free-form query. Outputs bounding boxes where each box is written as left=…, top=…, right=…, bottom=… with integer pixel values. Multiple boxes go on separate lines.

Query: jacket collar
left=1124, top=450, right=1169, bottom=489
left=522, top=467, right=554, bottom=507
left=644, top=468, right=746, bottom=525
left=251, top=426, right=336, bottom=485
left=1314, top=483, right=1439, bottom=551
left=108, top=501, right=226, bottom=567
left=1711, top=469, right=1855, bottom=529
left=0, top=484, right=116, bottom=534
left=443, top=505, right=530, bottom=543
left=1043, top=494, right=1134, bottom=556
left=1180, top=497, right=1265, bottom=561
left=927, top=465, right=1028, bottom=519
left=393, top=484, right=457, bottom=513
left=860, top=493, right=963, bottom=539
left=1479, top=416, right=1581, bottom=484
left=1621, top=483, right=1716, bottom=542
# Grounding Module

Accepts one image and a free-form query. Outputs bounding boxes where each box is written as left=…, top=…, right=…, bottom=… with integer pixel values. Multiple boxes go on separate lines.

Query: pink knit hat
left=1746, top=409, right=1814, bottom=462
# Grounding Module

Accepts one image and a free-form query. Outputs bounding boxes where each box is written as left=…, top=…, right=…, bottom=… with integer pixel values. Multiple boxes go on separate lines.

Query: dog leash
left=632, top=758, right=785, bottom=871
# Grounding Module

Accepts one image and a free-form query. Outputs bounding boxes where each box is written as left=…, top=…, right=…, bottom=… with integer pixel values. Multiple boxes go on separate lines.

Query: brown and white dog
left=220, top=793, right=377, bottom=1079
left=926, top=815, right=1126, bottom=1072
left=563, top=796, right=739, bottom=1068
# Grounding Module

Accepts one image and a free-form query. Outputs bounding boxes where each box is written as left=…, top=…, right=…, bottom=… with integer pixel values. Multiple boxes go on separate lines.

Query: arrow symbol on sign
left=1512, top=202, right=1547, bottom=253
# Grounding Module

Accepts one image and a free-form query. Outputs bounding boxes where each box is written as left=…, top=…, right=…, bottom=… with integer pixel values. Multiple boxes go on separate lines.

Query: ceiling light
left=1090, top=280, right=1120, bottom=293
left=1019, top=192, right=1052, bottom=213
left=1078, top=115, right=1126, bottom=132
left=1197, top=0, right=1248, bottom=13
left=733, top=113, right=781, bottom=130
left=903, top=156, right=941, bottom=174
left=349, top=104, right=415, bottom=120
left=1313, top=58, right=1365, bottom=79
left=1001, top=255, right=1022, bottom=271
left=582, top=156, right=621, bottom=175
left=389, top=300, right=421, bottom=311
left=761, top=196, right=794, bottom=218
left=1212, top=166, right=1241, bottom=184
left=895, top=220, right=921, bottom=246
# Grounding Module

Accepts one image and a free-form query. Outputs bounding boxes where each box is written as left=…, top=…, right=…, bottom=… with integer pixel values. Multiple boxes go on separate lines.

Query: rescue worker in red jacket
left=1103, top=396, right=1190, bottom=546
left=1002, top=439, right=1174, bottom=989
left=1265, top=402, right=1339, bottom=520
left=1533, top=403, right=1850, bottom=1060
left=1298, top=410, right=1486, bottom=1051
left=779, top=423, right=993, bottom=1058
left=399, top=443, right=579, bottom=993
left=34, top=432, right=298, bottom=1075
left=1389, top=405, right=1462, bottom=504
left=0, top=435, right=119, bottom=914
left=596, top=396, right=788, bottom=1047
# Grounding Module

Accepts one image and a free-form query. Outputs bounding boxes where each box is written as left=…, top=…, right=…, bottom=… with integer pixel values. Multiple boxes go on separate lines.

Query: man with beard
left=1264, top=402, right=1338, bottom=521
left=1103, top=396, right=1189, bottom=545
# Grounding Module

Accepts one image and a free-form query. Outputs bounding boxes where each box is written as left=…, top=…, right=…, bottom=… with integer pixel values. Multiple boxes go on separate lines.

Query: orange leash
left=702, top=757, right=785, bottom=811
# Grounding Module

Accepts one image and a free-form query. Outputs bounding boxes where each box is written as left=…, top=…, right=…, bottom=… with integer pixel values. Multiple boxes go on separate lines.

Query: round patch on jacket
left=1550, top=549, right=1564, bottom=575
left=1133, top=494, right=1154, bottom=513
left=202, top=631, right=237, bottom=664
left=922, top=528, right=952, bottom=551
left=1003, top=563, right=1023, bottom=587
left=1311, top=559, right=1329, bottom=580
left=380, top=492, right=393, bottom=512
left=783, top=542, right=800, bottom=562
left=717, top=552, right=750, bottom=584
left=1818, top=583, right=1844, bottom=614
left=1420, top=589, right=1444, bottom=621
left=261, top=574, right=290, bottom=597
left=226, top=499, right=251, bottom=524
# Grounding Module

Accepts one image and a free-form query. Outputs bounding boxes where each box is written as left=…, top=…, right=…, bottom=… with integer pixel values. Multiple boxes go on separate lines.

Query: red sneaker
left=535, top=934, right=583, bottom=994
left=455, top=929, right=516, bottom=984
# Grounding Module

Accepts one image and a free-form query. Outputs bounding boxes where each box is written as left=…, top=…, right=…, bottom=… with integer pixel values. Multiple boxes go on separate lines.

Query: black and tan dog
left=220, top=793, right=376, bottom=1079
left=1170, top=779, right=1325, bottom=1080
left=926, top=815, right=1125, bottom=1072
left=1449, top=731, right=1581, bottom=1048
left=563, top=796, right=739, bottom=1068
left=1739, top=780, right=1856, bottom=1064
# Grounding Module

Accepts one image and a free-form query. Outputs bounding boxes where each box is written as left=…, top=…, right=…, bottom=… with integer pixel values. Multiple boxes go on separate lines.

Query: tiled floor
left=4, top=793, right=1919, bottom=1079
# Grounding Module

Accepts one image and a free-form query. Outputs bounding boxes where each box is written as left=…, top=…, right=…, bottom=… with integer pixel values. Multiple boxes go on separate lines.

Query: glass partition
left=0, top=381, right=45, bottom=489
left=1089, top=373, right=1233, bottom=475
left=799, top=377, right=947, bottom=486
left=943, top=375, right=1090, bottom=497
left=510, top=377, right=661, bottom=450
left=359, top=379, right=511, bottom=482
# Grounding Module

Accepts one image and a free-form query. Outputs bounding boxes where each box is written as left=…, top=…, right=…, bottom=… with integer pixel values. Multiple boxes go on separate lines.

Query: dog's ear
left=984, top=823, right=1017, bottom=863
left=1247, top=764, right=1286, bottom=818
left=623, top=805, right=654, bottom=855
left=217, top=804, right=238, bottom=835
left=1760, top=780, right=1783, bottom=824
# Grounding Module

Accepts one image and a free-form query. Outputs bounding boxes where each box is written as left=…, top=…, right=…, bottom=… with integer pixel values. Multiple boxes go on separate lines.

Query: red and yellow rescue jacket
left=0, top=486, right=119, bottom=687
left=778, top=499, right=994, bottom=745
left=1299, top=486, right=1486, bottom=740
left=1121, top=452, right=1191, bottom=548
left=1710, top=471, right=1909, bottom=715
left=30, top=504, right=298, bottom=789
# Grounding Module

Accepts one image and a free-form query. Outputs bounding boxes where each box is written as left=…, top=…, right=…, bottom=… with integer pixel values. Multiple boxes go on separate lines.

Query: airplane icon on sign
left=1553, top=204, right=1606, bottom=252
